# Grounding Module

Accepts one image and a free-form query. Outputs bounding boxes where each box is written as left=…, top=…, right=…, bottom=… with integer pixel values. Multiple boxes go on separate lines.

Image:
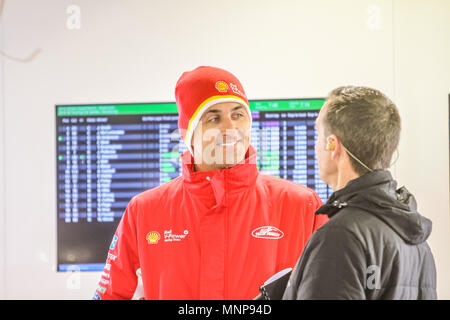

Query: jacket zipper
left=224, top=170, right=228, bottom=299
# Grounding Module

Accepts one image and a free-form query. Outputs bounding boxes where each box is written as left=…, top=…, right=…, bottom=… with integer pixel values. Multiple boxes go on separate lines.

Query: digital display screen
left=56, top=99, right=331, bottom=271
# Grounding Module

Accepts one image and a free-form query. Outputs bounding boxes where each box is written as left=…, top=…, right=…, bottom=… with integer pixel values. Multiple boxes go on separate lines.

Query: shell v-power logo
left=146, top=230, right=190, bottom=244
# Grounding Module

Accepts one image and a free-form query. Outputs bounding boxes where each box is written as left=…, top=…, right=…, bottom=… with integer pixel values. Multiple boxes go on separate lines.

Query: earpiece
left=326, top=137, right=335, bottom=151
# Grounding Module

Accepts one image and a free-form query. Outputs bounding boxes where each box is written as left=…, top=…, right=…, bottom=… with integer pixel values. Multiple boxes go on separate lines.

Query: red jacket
left=95, top=146, right=328, bottom=299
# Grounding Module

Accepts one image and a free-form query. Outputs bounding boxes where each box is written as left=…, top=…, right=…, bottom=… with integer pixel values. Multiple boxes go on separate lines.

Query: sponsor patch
left=93, top=291, right=101, bottom=300
left=251, top=226, right=284, bottom=239
left=164, top=229, right=189, bottom=242
left=146, top=231, right=161, bottom=244
left=109, top=235, right=118, bottom=250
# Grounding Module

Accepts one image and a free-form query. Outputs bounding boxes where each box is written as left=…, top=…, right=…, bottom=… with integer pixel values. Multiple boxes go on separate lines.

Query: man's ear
left=326, top=135, right=341, bottom=159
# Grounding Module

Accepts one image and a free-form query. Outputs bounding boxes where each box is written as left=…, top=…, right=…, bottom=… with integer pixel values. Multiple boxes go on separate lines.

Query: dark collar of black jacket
left=315, top=170, right=400, bottom=218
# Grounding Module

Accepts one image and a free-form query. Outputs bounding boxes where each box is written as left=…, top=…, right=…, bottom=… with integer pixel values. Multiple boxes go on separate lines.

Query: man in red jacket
left=93, top=66, right=328, bottom=300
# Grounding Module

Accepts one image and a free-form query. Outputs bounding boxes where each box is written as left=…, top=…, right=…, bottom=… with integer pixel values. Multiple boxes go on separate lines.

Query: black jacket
left=282, top=170, right=437, bottom=300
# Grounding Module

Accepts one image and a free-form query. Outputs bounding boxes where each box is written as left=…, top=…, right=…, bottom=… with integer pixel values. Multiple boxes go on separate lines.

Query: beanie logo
left=215, top=81, right=229, bottom=93
left=230, top=82, right=247, bottom=98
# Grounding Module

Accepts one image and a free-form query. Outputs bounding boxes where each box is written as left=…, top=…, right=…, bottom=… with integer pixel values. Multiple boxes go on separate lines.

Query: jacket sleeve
left=283, top=226, right=367, bottom=300
left=93, top=197, right=140, bottom=300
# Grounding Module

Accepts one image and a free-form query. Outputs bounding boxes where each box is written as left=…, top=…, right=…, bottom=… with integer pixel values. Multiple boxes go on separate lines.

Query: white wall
left=393, top=0, right=450, bottom=299
left=0, top=5, right=5, bottom=299
left=0, top=0, right=449, bottom=299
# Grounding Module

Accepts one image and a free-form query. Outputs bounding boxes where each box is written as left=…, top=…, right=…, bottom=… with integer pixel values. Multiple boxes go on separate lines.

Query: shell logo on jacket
left=145, top=231, right=160, bottom=245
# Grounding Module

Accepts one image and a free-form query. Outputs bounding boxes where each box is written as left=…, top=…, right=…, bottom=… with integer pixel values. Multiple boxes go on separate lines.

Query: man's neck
left=194, top=163, right=234, bottom=172
left=331, top=167, right=360, bottom=192
left=192, top=151, right=248, bottom=172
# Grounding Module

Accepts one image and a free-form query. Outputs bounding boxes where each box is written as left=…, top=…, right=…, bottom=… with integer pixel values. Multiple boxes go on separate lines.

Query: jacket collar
left=316, top=170, right=395, bottom=218
left=316, top=170, right=433, bottom=245
left=333, top=170, right=394, bottom=199
left=181, top=145, right=259, bottom=189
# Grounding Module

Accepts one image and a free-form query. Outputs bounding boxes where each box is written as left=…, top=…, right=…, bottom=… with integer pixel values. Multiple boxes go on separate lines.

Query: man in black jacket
left=282, top=86, right=437, bottom=300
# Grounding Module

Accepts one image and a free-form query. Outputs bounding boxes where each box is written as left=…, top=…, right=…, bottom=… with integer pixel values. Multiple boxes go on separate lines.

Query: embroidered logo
left=230, top=82, right=247, bottom=98
left=146, top=231, right=161, bottom=244
left=251, top=226, right=284, bottom=240
left=215, top=81, right=228, bottom=93
left=109, top=235, right=118, bottom=250
left=164, top=229, right=189, bottom=242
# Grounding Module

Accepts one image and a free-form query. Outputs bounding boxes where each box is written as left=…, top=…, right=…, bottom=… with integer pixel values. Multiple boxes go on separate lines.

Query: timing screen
left=56, top=99, right=330, bottom=271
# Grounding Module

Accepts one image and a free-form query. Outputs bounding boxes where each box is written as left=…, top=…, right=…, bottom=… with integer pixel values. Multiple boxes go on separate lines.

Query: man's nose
left=219, top=115, right=236, bottom=132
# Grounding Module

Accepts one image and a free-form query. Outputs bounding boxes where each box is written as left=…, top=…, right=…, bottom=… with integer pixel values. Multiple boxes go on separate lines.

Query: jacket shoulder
left=320, top=207, right=407, bottom=250
left=258, top=173, right=318, bottom=195
left=320, top=208, right=377, bottom=238
left=258, top=173, right=322, bottom=203
left=132, top=176, right=183, bottom=204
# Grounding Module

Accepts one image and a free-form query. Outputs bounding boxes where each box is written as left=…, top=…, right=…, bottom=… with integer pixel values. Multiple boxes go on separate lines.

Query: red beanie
left=175, top=66, right=251, bottom=155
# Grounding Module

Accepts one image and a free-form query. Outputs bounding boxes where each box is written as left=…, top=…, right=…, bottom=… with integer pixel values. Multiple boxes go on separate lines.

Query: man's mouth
left=216, top=138, right=242, bottom=147
left=221, top=141, right=238, bottom=146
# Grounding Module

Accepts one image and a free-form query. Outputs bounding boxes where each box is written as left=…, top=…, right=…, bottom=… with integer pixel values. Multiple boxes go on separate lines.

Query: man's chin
left=222, top=148, right=247, bottom=165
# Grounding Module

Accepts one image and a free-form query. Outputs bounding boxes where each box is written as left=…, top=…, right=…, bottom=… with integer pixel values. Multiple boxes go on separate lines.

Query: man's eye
left=208, top=117, right=219, bottom=123
left=233, top=113, right=244, bottom=119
